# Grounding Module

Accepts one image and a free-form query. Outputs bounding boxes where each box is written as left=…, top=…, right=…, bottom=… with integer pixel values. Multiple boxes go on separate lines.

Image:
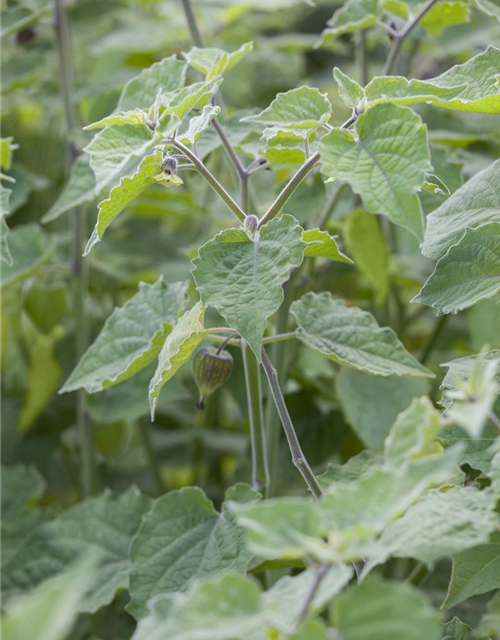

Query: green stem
left=488, top=411, right=500, bottom=435
left=138, top=421, right=164, bottom=494
left=207, top=331, right=297, bottom=348
left=261, top=348, right=323, bottom=501
left=383, top=0, right=441, bottom=75
left=258, top=152, right=321, bottom=228
left=242, top=342, right=270, bottom=493
left=356, top=30, right=368, bottom=86
left=419, top=313, right=448, bottom=365
left=291, top=564, right=331, bottom=633
left=54, top=0, right=95, bottom=497
left=180, top=0, right=204, bottom=47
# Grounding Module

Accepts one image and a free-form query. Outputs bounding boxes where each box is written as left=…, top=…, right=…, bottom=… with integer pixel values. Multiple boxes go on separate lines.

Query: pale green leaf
left=415, top=223, right=500, bottom=314
left=84, top=108, right=152, bottom=131
left=473, top=0, right=500, bottom=22
left=157, top=77, right=222, bottom=134
left=42, top=154, right=96, bottom=223
left=288, top=620, right=333, bottom=640
left=478, top=591, right=500, bottom=637
left=241, top=86, right=332, bottom=133
left=302, top=228, right=352, bottom=263
left=128, top=484, right=260, bottom=619
left=291, top=291, right=433, bottom=378
left=420, top=1, right=471, bottom=34
left=332, top=575, right=440, bottom=640
left=84, top=124, right=154, bottom=193
left=0, top=224, right=56, bottom=289
left=1, top=215, right=13, bottom=266
left=344, top=209, right=389, bottom=305
left=439, top=423, right=498, bottom=474
left=444, top=532, right=500, bottom=608
left=320, top=0, right=380, bottom=44
left=192, top=215, right=305, bottom=360
left=442, top=617, right=487, bottom=640
left=118, top=55, right=187, bottom=111
left=84, top=150, right=167, bottom=255
left=178, top=105, right=221, bottom=145
left=367, top=487, right=497, bottom=570
left=148, top=301, right=208, bottom=419
left=183, top=42, right=253, bottom=80
left=334, top=67, right=365, bottom=109
left=61, top=278, right=188, bottom=394
left=422, top=173, right=450, bottom=195
left=0, top=137, right=15, bottom=170
left=364, top=75, right=467, bottom=108
left=319, top=451, right=381, bottom=488
left=337, top=370, right=430, bottom=450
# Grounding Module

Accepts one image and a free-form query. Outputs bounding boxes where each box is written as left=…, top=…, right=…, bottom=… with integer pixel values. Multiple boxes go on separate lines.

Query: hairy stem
left=291, top=564, right=331, bottom=633
left=261, top=347, right=323, bottom=500
left=258, top=152, right=321, bottom=228
left=383, top=0, right=441, bottom=75
left=54, top=0, right=95, bottom=497
left=242, top=342, right=270, bottom=493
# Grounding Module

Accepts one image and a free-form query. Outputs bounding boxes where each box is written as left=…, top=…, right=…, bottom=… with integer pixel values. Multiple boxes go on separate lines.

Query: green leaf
left=344, top=209, right=389, bottom=305
left=414, top=223, right=500, bottom=314
left=2, top=487, right=152, bottom=614
left=291, top=291, right=433, bottom=378
left=337, top=370, right=430, bottom=450
left=439, top=423, right=498, bottom=474
left=473, top=0, right=500, bottom=22
left=241, top=86, right=332, bottom=134
left=0, top=137, right=15, bottom=170
left=288, top=620, right=333, bottom=640
left=319, top=451, right=381, bottom=488
left=128, top=484, right=260, bottom=619
left=0, top=224, right=56, bottom=289
left=157, top=78, right=223, bottom=132
left=332, top=575, right=440, bottom=640
left=364, top=76, right=467, bottom=108
left=84, top=108, right=152, bottom=131
left=1, top=465, right=46, bottom=515
left=118, top=55, right=187, bottom=111
left=422, top=159, right=500, bottom=260
left=334, top=67, right=365, bottom=109
left=84, top=123, right=154, bottom=193
left=478, top=592, right=500, bottom=638
left=444, top=532, right=500, bottom=608
left=367, top=487, right=498, bottom=570
left=192, top=215, right=305, bottom=360
left=420, top=1, right=470, bottom=34
left=442, top=617, right=487, bottom=640
left=260, top=129, right=308, bottom=164
left=302, top=228, right=352, bottom=263
left=1, top=556, right=97, bottom=640
left=41, top=154, right=96, bottom=223
left=178, top=105, right=221, bottom=145
left=320, top=0, right=380, bottom=44
left=0, top=216, right=13, bottom=266
left=61, top=278, right=188, bottom=394
left=148, top=301, right=208, bottom=420
left=84, top=150, right=171, bottom=255
left=319, top=103, right=430, bottom=239
left=183, top=42, right=253, bottom=79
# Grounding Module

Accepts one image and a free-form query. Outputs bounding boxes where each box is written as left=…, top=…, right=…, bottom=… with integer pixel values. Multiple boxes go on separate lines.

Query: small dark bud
left=192, top=347, right=233, bottom=410
left=161, top=156, right=178, bottom=175
left=17, top=27, right=36, bottom=45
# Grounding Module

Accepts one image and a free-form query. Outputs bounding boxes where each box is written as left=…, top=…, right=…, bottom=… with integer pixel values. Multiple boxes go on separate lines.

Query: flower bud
left=192, top=346, right=233, bottom=409
left=243, top=215, right=259, bottom=239
left=161, top=156, right=178, bottom=175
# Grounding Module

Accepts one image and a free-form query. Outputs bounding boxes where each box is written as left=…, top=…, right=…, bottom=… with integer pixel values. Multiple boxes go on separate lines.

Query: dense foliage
left=2, top=0, right=500, bottom=638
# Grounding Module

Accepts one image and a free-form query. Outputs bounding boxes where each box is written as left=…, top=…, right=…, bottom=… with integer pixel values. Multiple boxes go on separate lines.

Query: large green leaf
left=148, top=301, right=208, bottom=420
left=41, top=154, right=96, bottom=223
left=61, top=278, right=188, bottom=394
left=241, top=86, right=332, bottom=134
left=319, top=103, right=430, bottom=239
left=444, top=532, right=500, bottom=608
left=2, top=487, right=152, bottom=614
left=128, top=484, right=260, bottom=619
left=84, top=150, right=170, bottom=255
left=422, top=159, right=500, bottom=260
left=0, top=224, right=56, bottom=288
left=320, top=0, right=380, bottom=44
left=118, top=55, right=187, bottom=111
left=84, top=124, right=154, bottom=194
left=183, top=42, right=253, bottom=79
left=364, top=76, right=467, bottom=108
left=366, top=487, right=497, bottom=570
left=291, top=292, right=433, bottom=378
left=414, top=222, right=500, bottom=314
left=192, top=215, right=305, bottom=360
left=332, top=575, right=440, bottom=640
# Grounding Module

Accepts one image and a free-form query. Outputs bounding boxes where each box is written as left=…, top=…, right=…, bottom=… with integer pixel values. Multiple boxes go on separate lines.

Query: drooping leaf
left=0, top=224, right=56, bottom=289
left=192, top=215, right=305, bottom=360
left=148, top=301, right=208, bottom=420
left=183, top=42, right=253, bottom=79
left=319, top=103, right=430, bottom=239
left=128, top=484, right=260, bottom=619
left=422, top=159, right=500, bottom=260
left=241, top=86, right=332, bottom=134
left=444, top=532, right=500, bottom=608
left=84, top=150, right=172, bottom=255
left=332, top=575, right=441, bottom=640
left=118, top=55, right=187, bottom=111
left=2, top=487, right=152, bottom=614
left=84, top=123, right=154, bottom=194
left=320, top=0, right=380, bottom=44
left=291, top=292, right=433, bottom=378
left=414, top=223, right=500, bottom=314
left=41, top=154, right=96, bottom=223
left=344, top=209, right=389, bottom=305
left=302, top=228, right=352, bottom=263
left=61, top=278, right=188, bottom=394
